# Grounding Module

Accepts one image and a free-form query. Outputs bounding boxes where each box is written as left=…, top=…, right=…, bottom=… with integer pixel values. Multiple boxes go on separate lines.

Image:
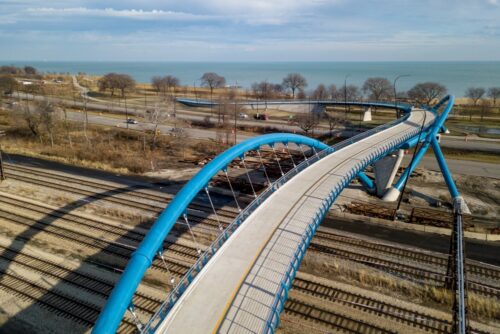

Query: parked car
left=254, top=113, right=269, bottom=121
left=238, top=112, right=249, bottom=119
left=126, top=118, right=138, bottom=124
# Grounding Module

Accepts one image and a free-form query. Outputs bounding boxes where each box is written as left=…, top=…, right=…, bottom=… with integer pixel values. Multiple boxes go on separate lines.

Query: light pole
left=344, top=74, right=350, bottom=118
left=394, top=74, right=410, bottom=118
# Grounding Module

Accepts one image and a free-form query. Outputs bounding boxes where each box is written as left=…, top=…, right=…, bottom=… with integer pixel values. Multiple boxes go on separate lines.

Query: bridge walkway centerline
left=154, top=108, right=434, bottom=334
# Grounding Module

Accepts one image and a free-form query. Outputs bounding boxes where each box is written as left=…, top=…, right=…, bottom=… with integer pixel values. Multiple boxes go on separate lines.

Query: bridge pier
left=374, top=149, right=404, bottom=197
left=363, top=107, right=372, bottom=122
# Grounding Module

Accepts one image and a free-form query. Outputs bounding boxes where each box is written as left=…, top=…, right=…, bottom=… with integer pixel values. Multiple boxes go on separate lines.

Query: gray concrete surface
left=156, top=109, right=434, bottom=333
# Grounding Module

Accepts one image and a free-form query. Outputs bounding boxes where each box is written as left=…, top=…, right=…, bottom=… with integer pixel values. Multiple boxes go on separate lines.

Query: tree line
left=2, top=65, right=500, bottom=108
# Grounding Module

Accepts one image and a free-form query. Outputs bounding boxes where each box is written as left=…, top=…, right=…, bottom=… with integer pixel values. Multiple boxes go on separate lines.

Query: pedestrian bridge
left=93, top=96, right=466, bottom=334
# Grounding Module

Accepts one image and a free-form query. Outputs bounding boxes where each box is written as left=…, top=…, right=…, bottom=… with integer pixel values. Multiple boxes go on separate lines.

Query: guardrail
left=141, top=108, right=422, bottom=333
left=176, top=97, right=413, bottom=112
left=262, top=108, right=433, bottom=333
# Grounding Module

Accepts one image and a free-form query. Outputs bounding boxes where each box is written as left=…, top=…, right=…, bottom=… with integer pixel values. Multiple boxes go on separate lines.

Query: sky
left=0, top=0, right=499, bottom=61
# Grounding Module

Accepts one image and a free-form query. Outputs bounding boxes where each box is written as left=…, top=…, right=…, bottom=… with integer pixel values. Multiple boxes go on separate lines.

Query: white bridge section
left=156, top=109, right=435, bottom=334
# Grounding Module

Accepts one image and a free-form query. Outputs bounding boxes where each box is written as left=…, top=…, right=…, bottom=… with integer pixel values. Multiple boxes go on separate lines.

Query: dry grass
left=0, top=109, right=210, bottom=175
left=301, top=256, right=500, bottom=321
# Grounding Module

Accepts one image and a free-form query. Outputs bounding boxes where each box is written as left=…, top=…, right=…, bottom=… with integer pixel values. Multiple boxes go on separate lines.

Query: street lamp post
left=344, top=74, right=350, bottom=118
left=393, top=74, right=410, bottom=118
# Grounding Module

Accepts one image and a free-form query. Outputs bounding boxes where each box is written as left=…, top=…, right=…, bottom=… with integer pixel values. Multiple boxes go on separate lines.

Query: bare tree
left=487, top=87, right=500, bottom=105
left=98, top=73, right=135, bottom=97
left=0, top=75, right=18, bottom=97
left=338, top=85, right=361, bottom=101
left=282, top=73, right=307, bottom=99
left=146, top=100, right=172, bottom=149
left=295, top=112, right=319, bottom=135
left=23, top=66, right=38, bottom=76
left=296, top=89, right=307, bottom=99
left=116, top=74, right=135, bottom=97
left=59, top=104, right=73, bottom=148
left=151, top=76, right=166, bottom=94
left=329, top=84, right=338, bottom=100
left=312, top=84, right=328, bottom=100
left=38, top=101, right=60, bottom=147
left=362, top=77, right=392, bottom=101
left=465, top=87, right=486, bottom=106
left=20, top=102, right=41, bottom=137
left=164, top=75, right=180, bottom=95
left=201, top=72, right=226, bottom=106
left=325, top=112, right=343, bottom=136
left=251, top=81, right=275, bottom=105
left=479, top=99, right=490, bottom=122
left=407, top=82, right=447, bottom=106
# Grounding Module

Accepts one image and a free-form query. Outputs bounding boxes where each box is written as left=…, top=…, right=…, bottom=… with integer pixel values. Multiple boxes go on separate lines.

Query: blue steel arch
left=93, top=99, right=447, bottom=334
left=93, top=133, right=330, bottom=334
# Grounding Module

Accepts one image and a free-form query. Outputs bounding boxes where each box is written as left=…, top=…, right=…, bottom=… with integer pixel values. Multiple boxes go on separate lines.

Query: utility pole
left=0, top=130, right=5, bottom=181
left=344, top=74, right=350, bottom=119
left=233, top=98, right=237, bottom=145
left=394, top=74, right=410, bottom=118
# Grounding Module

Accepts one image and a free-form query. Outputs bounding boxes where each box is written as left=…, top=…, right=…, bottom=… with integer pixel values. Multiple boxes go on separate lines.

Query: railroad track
left=292, top=277, right=490, bottom=334
left=285, top=297, right=397, bottom=334
left=307, top=241, right=500, bottom=299
left=0, top=243, right=168, bottom=334
left=0, top=271, right=138, bottom=334
left=0, top=195, right=200, bottom=262
left=314, top=230, right=500, bottom=281
left=0, top=208, right=192, bottom=276
left=4, top=163, right=237, bottom=228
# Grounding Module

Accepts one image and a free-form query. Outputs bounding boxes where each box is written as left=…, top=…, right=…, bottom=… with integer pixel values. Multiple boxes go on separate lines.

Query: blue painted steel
left=393, top=96, right=458, bottom=198
left=177, top=98, right=413, bottom=114
left=92, top=133, right=329, bottom=334
left=262, top=110, right=424, bottom=333
left=431, top=137, right=459, bottom=198
left=141, top=112, right=413, bottom=334
left=93, top=99, right=423, bottom=333
left=357, top=172, right=375, bottom=192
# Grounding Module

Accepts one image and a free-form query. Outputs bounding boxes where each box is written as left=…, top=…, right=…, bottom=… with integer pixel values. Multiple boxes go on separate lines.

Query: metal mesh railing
left=262, top=110, right=432, bottom=333
left=141, top=109, right=430, bottom=333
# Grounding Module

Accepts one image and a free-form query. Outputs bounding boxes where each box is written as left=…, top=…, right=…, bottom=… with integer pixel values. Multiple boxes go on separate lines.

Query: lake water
left=2, top=61, right=499, bottom=96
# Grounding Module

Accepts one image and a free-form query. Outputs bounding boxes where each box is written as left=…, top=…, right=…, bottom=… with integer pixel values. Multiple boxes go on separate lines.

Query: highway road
left=10, top=92, right=500, bottom=154
left=66, top=111, right=500, bottom=179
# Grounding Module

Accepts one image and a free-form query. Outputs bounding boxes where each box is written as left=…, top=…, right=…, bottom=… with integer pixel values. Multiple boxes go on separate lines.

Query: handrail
left=141, top=107, right=417, bottom=333
left=177, top=97, right=413, bottom=112
left=262, top=107, right=436, bottom=333
left=93, top=100, right=419, bottom=334
left=92, top=134, right=329, bottom=334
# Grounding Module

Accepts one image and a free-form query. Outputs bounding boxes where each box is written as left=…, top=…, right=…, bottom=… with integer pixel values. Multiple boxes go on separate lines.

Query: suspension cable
left=127, top=304, right=144, bottom=331
left=205, top=186, right=223, bottom=231
left=257, top=149, right=271, bottom=187
left=224, top=169, right=242, bottom=212
left=271, top=145, right=285, bottom=176
left=157, top=249, right=176, bottom=287
left=241, top=155, right=257, bottom=198
left=299, top=144, right=310, bottom=166
left=285, top=144, right=296, bottom=168
left=312, top=146, right=319, bottom=158
left=183, top=213, right=202, bottom=255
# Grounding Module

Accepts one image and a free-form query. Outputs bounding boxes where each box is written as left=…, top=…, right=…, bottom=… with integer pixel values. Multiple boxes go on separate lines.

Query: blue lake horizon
left=1, top=61, right=499, bottom=97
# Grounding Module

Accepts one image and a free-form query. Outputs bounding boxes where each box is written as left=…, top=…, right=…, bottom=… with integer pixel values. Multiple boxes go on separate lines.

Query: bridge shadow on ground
left=0, top=179, right=212, bottom=334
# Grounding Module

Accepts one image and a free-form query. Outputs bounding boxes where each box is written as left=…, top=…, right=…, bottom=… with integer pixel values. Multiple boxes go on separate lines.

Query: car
left=126, top=118, right=138, bottom=124
left=238, top=112, right=248, bottom=119
left=253, top=114, right=269, bottom=120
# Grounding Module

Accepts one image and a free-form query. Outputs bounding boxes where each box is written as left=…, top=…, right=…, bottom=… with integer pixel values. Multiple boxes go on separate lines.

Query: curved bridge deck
left=155, top=108, right=434, bottom=333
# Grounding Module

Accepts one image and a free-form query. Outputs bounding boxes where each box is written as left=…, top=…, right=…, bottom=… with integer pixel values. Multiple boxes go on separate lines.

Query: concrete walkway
left=155, top=108, right=434, bottom=334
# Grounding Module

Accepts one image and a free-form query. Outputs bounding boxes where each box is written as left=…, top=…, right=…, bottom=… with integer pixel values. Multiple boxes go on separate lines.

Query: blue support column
left=430, top=137, right=460, bottom=198
left=357, top=171, right=375, bottom=192
left=392, top=139, right=431, bottom=191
